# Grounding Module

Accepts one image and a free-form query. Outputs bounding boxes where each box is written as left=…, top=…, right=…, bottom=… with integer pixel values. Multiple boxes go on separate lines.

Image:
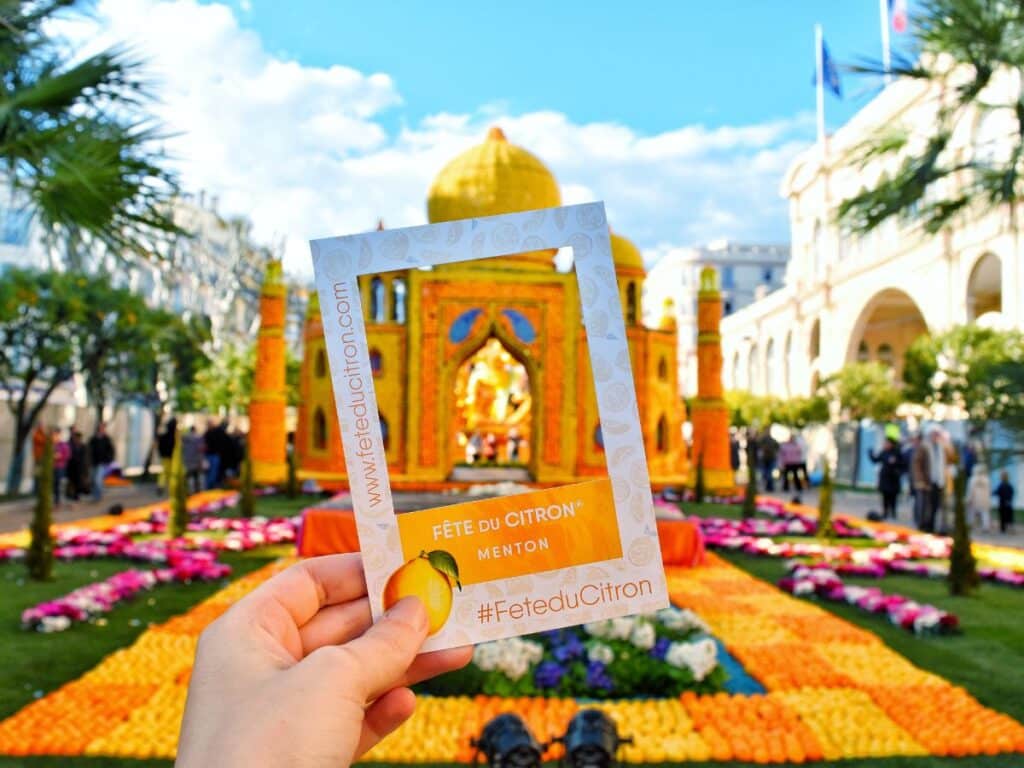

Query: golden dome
left=428, top=126, right=561, bottom=223
left=610, top=231, right=645, bottom=273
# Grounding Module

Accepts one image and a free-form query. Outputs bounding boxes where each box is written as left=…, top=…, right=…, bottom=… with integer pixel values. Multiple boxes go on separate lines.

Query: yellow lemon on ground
left=383, top=553, right=456, bottom=635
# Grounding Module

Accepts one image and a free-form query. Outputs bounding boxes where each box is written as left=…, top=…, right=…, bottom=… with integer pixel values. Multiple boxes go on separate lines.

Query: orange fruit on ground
left=383, top=554, right=454, bottom=635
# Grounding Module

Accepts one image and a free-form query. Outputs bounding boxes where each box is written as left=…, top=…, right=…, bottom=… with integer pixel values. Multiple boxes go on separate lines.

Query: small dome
left=427, top=127, right=561, bottom=224
left=610, top=231, right=645, bottom=273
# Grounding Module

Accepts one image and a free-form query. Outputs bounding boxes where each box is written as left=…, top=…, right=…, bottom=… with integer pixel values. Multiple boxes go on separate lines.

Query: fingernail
left=386, top=596, right=428, bottom=632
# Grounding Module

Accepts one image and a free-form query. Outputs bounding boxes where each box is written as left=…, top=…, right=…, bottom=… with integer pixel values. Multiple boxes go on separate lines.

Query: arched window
left=809, top=319, right=821, bottom=360
left=732, top=351, right=741, bottom=389
left=369, top=348, right=383, bottom=377
left=314, top=348, right=327, bottom=378
left=625, top=282, right=638, bottom=326
left=313, top=407, right=328, bottom=451
left=765, top=339, right=775, bottom=393
left=369, top=276, right=385, bottom=323
left=748, top=345, right=759, bottom=394
left=877, top=343, right=894, bottom=368
left=656, top=415, right=669, bottom=453
left=783, top=332, right=792, bottom=396
left=594, top=423, right=604, bottom=452
left=657, top=356, right=669, bottom=381
left=379, top=412, right=389, bottom=451
left=857, top=340, right=870, bottom=362
left=813, top=221, right=824, bottom=279
left=391, top=277, right=407, bottom=323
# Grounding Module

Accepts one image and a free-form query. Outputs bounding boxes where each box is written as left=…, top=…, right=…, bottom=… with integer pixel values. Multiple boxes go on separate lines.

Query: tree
left=74, top=277, right=161, bottom=425
left=193, top=342, right=302, bottom=416
left=903, top=325, right=1024, bottom=462
left=1, top=269, right=93, bottom=493
left=0, top=0, right=178, bottom=270
left=948, top=471, right=979, bottom=595
left=168, top=434, right=187, bottom=538
left=822, top=362, right=904, bottom=422
left=775, top=395, right=830, bottom=429
left=26, top=434, right=53, bottom=580
left=838, top=0, right=1024, bottom=236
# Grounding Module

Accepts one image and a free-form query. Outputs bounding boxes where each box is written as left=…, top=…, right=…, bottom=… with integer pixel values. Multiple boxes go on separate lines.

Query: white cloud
left=61, top=0, right=810, bottom=277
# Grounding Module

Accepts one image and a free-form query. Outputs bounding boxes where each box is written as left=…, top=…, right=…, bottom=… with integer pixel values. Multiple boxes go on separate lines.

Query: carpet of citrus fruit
left=1, top=553, right=1023, bottom=762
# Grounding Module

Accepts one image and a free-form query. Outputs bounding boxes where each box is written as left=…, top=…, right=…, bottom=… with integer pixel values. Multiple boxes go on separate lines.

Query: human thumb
left=332, top=597, right=429, bottom=701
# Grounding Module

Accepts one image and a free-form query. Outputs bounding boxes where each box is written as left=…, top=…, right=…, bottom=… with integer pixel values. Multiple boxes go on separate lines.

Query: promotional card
left=310, top=203, right=667, bottom=651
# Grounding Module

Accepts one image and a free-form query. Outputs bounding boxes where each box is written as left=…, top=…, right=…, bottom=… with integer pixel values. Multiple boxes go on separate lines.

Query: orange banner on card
left=396, top=478, right=622, bottom=586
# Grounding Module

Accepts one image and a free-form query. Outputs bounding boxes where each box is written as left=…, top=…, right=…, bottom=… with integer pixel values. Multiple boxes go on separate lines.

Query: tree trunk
left=948, top=471, right=979, bottom=596
left=169, top=434, right=188, bottom=537
left=26, top=437, right=54, bottom=580
left=5, top=422, right=31, bottom=496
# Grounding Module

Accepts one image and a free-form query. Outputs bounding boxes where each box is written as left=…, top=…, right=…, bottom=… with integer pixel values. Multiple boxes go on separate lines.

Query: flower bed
left=3, top=554, right=1023, bottom=763
left=420, top=608, right=725, bottom=699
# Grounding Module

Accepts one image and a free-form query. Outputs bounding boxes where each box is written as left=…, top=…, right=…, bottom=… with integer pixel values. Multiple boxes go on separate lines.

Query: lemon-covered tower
left=689, top=266, right=734, bottom=492
left=249, top=259, right=288, bottom=484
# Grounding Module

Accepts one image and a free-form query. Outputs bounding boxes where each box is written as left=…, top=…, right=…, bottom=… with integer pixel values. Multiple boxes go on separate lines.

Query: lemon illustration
left=383, top=550, right=462, bottom=635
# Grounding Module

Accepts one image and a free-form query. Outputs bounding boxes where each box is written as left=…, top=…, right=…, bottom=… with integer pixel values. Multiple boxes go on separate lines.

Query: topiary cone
left=240, top=441, right=255, bottom=518
left=817, top=462, right=835, bottom=541
left=169, top=433, right=188, bottom=538
left=948, top=470, right=979, bottom=596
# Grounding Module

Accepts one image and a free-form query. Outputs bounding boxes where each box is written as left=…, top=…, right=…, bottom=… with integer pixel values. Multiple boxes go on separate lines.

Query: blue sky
left=222, top=1, right=907, bottom=137
left=73, top=0, right=916, bottom=275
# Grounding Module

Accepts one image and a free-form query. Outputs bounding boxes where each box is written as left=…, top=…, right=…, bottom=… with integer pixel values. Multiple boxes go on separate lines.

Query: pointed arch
left=312, top=406, right=328, bottom=451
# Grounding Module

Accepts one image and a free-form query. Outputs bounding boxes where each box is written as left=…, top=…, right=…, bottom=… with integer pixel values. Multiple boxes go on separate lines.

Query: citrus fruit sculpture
left=383, top=550, right=462, bottom=635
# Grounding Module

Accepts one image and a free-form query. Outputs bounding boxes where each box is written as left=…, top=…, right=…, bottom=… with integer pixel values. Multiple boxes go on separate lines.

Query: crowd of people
left=728, top=424, right=1016, bottom=536
left=156, top=417, right=248, bottom=494
left=31, top=422, right=117, bottom=507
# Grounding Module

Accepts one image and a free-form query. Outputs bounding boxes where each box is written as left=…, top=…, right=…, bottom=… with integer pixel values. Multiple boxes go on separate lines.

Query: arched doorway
left=967, top=253, right=1002, bottom=323
left=452, top=336, right=533, bottom=473
left=845, top=288, right=929, bottom=380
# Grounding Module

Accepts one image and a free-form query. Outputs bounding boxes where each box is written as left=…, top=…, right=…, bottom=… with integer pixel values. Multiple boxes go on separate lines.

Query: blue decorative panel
left=501, top=308, right=536, bottom=343
left=449, top=308, right=482, bottom=344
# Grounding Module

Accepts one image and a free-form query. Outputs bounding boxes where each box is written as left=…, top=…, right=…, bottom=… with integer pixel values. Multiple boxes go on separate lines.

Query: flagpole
left=879, top=0, right=892, bottom=84
left=815, top=24, right=825, bottom=146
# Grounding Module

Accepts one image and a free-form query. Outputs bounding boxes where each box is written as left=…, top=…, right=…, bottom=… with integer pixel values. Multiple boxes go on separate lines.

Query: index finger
left=240, top=554, right=368, bottom=629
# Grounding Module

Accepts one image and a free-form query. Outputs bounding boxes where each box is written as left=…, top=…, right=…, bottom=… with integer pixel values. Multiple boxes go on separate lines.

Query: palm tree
left=1, top=0, right=179, bottom=269
left=838, top=0, right=1024, bottom=234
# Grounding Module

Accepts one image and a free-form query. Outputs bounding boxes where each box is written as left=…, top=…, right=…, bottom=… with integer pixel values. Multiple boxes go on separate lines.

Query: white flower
left=587, top=642, right=615, bottom=665
left=657, top=607, right=709, bottom=634
left=629, top=621, right=656, bottom=650
left=583, top=620, right=612, bottom=638
left=793, top=580, right=815, bottom=596
left=39, top=616, right=71, bottom=633
left=472, top=637, right=543, bottom=680
left=608, top=616, right=635, bottom=640
left=665, top=639, right=719, bottom=680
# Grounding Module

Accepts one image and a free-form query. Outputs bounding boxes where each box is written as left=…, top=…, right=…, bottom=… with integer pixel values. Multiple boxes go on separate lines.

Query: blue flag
left=814, top=39, right=842, bottom=98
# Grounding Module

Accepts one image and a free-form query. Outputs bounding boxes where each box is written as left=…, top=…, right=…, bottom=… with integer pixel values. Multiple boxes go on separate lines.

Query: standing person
left=927, top=428, right=949, bottom=534
left=869, top=436, right=905, bottom=520
left=729, top=428, right=741, bottom=480
left=966, top=463, right=992, bottom=531
left=910, top=432, right=933, bottom=531
left=88, top=423, right=115, bottom=502
left=757, top=430, right=779, bottom=492
left=52, top=428, right=70, bottom=507
left=995, top=471, right=1015, bottom=534
left=779, top=434, right=804, bottom=493
left=203, top=420, right=225, bottom=490
left=182, top=426, right=205, bottom=495
left=66, top=430, right=90, bottom=501
left=157, top=417, right=178, bottom=495
left=224, top=425, right=245, bottom=480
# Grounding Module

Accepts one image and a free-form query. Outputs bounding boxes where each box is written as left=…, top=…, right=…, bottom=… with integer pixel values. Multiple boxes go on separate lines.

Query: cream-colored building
left=721, top=67, right=1022, bottom=397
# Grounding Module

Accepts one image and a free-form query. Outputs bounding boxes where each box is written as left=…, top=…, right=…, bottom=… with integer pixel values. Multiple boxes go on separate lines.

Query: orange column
left=249, top=259, right=288, bottom=484
left=689, top=266, right=734, bottom=493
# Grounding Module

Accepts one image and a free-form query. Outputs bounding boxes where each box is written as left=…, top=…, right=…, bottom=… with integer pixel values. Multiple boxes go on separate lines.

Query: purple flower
left=534, top=660, right=566, bottom=689
left=650, top=637, right=671, bottom=661
left=552, top=632, right=584, bottom=662
left=585, top=661, right=613, bottom=691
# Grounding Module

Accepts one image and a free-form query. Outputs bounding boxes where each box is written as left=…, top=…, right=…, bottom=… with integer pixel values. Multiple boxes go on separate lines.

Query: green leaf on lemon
left=428, top=549, right=462, bottom=591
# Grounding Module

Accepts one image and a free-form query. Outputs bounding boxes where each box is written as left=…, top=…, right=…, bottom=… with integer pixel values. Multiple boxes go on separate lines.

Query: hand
left=176, top=554, right=472, bottom=768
